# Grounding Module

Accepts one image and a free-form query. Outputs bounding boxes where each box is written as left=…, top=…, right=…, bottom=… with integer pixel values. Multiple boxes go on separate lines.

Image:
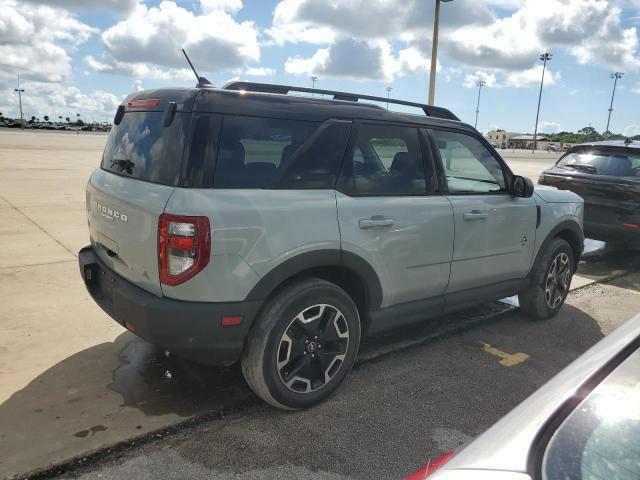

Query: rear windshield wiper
left=110, top=158, right=135, bottom=174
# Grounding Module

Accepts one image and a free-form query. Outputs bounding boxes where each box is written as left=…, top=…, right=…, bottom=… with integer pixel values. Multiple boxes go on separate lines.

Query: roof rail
left=222, top=81, right=460, bottom=121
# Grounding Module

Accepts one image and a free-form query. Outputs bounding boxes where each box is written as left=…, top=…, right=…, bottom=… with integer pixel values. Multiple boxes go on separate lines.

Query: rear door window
left=101, top=111, right=189, bottom=185
left=214, top=116, right=345, bottom=189
left=338, top=124, right=428, bottom=196
left=557, top=149, right=640, bottom=177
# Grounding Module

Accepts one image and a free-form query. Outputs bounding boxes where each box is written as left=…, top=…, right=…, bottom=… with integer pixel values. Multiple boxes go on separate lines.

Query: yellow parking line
left=480, top=342, right=529, bottom=367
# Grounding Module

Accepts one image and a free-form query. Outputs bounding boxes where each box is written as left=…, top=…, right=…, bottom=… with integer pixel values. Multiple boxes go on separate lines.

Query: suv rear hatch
left=87, top=91, right=195, bottom=296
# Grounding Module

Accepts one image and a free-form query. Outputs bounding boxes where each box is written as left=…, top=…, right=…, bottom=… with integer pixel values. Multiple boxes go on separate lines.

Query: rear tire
left=241, top=278, right=361, bottom=410
left=519, top=238, right=574, bottom=320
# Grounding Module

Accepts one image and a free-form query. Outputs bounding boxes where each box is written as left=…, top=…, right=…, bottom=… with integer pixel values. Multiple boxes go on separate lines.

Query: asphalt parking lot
left=1, top=130, right=639, bottom=480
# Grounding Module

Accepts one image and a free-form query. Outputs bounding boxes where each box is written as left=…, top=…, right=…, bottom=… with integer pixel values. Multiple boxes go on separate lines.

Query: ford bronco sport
left=79, top=82, right=584, bottom=410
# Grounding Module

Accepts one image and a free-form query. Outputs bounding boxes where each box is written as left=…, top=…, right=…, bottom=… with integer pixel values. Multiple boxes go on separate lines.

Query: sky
left=1, top=0, right=639, bottom=135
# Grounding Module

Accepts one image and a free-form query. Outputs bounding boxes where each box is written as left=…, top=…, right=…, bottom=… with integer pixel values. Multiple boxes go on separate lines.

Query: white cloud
left=0, top=0, right=97, bottom=83
left=444, top=0, right=640, bottom=72
left=284, top=37, right=433, bottom=82
left=269, top=0, right=639, bottom=85
left=623, top=124, right=640, bottom=136
left=504, top=65, right=560, bottom=88
left=20, top=0, right=137, bottom=13
left=0, top=81, right=120, bottom=121
left=285, top=38, right=391, bottom=81
left=268, top=0, right=493, bottom=46
left=538, top=120, right=562, bottom=134
left=88, top=1, right=261, bottom=79
left=242, top=67, right=277, bottom=76
left=199, top=0, right=243, bottom=14
left=463, top=71, right=497, bottom=88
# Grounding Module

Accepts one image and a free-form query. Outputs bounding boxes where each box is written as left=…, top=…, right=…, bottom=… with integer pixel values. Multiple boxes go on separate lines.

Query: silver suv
left=79, top=82, right=584, bottom=409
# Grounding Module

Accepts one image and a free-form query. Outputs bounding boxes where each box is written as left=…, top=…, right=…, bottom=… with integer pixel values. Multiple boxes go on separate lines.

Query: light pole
left=14, top=74, right=25, bottom=130
left=385, top=86, right=393, bottom=110
left=532, top=52, right=552, bottom=153
left=474, top=80, right=485, bottom=129
left=605, top=72, right=623, bottom=137
left=428, top=0, right=453, bottom=105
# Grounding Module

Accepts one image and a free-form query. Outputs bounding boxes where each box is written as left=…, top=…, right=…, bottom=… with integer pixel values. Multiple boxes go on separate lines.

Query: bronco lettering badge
left=96, top=201, right=128, bottom=222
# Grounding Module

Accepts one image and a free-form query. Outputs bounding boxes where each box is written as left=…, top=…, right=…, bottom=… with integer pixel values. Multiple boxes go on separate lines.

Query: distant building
left=485, top=130, right=520, bottom=149
left=509, top=135, right=551, bottom=150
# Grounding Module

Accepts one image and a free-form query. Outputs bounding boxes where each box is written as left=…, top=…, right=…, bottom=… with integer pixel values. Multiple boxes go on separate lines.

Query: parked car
left=79, top=82, right=584, bottom=409
left=539, top=139, right=640, bottom=248
left=405, top=312, right=640, bottom=480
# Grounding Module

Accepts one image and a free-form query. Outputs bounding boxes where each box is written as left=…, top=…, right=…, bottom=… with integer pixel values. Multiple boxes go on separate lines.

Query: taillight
left=158, top=214, right=210, bottom=286
left=402, top=451, right=454, bottom=480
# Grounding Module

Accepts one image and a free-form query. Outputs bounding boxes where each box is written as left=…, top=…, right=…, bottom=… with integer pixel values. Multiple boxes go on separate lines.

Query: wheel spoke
left=280, top=354, right=310, bottom=384
left=277, top=303, right=350, bottom=394
left=544, top=252, right=572, bottom=309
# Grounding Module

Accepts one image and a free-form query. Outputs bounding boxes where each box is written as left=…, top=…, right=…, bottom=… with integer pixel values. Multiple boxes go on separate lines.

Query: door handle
left=463, top=210, right=489, bottom=221
left=359, top=216, right=395, bottom=229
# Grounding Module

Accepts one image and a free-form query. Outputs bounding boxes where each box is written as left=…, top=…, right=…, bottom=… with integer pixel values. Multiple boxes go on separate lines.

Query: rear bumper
left=585, top=221, right=640, bottom=244
left=78, top=246, right=262, bottom=365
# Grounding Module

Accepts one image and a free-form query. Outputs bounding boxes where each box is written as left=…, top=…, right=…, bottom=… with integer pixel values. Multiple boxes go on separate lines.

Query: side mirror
left=511, top=175, right=534, bottom=198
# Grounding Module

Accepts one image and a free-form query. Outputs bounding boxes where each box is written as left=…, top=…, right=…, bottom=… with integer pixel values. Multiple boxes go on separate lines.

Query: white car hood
left=534, top=184, right=583, bottom=203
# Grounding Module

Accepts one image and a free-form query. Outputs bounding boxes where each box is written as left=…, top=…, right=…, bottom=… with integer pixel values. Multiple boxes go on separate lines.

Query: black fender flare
left=244, top=249, right=383, bottom=310
left=530, top=220, right=584, bottom=277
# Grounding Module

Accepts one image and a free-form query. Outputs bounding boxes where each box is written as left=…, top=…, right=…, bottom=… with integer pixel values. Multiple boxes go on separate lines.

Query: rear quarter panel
left=163, top=189, right=340, bottom=302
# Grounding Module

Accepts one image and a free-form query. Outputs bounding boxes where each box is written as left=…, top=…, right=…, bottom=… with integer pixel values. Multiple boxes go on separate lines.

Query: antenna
left=181, top=49, right=212, bottom=88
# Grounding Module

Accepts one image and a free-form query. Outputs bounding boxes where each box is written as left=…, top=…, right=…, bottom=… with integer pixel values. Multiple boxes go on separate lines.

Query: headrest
left=390, top=151, right=415, bottom=175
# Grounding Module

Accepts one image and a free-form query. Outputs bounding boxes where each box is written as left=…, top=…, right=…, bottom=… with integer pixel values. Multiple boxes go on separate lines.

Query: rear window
left=101, top=111, right=189, bottom=185
left=213, top=116, right=350, bottom=189
left=542, top=348, right=640, bottom=480
left=557, top=149, right=640, bottom=177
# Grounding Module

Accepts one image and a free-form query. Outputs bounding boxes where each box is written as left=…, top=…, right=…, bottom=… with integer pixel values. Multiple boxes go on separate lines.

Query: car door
left=336, top=122, right=454, bottom=308
left=427, top=128, right=537, bottom=293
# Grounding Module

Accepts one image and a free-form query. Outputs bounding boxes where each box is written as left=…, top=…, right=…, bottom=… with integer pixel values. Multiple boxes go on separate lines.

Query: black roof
left=123, top=84, right=472, bottom=132
left=572, top=139, right=640, bottom=150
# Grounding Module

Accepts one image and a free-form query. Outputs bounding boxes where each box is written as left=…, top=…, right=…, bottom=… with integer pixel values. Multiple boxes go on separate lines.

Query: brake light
left=623, top=223, right=638, bottom=229
left=127, top=98, right=160, bottom=109
left=158, top=214, right=210, bottom=286
left=402, top=451, right=454, bottom=480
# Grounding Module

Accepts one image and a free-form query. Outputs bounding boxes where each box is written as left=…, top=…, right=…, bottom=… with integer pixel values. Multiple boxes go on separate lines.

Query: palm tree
left=58, top=115, right=62, bottom=123
left=65, top=117, right=70, bottom=123
left=44, top=115, right=49, bottom=122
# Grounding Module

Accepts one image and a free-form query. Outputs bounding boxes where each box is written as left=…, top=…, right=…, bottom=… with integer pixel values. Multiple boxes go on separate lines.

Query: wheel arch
left=532, top=220, right=584, bottom=276
left=244, top=249, right=383, bottom=330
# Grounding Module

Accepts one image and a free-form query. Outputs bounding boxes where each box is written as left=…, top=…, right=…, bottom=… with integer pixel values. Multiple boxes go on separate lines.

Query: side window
left=430, top=129, right=506, bottom=194
left=338, top=124, right=427, bottom=195
left=214, top=116, right=319, bottom=188
left=273, top=120, right=352, bottom=189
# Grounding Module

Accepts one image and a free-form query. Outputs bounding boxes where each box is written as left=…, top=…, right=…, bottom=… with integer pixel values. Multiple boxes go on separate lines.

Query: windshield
left=542, top=347, right=640, bottom=480
left=557, top=149, right=640, bottom=177
left=101, top=111, right=189, bottom=185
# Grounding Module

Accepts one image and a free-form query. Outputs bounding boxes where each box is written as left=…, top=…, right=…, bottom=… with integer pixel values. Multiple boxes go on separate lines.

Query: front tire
left=519, top=238, right=574, bottom=320
left=241, top=278, right=361, bottom=410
